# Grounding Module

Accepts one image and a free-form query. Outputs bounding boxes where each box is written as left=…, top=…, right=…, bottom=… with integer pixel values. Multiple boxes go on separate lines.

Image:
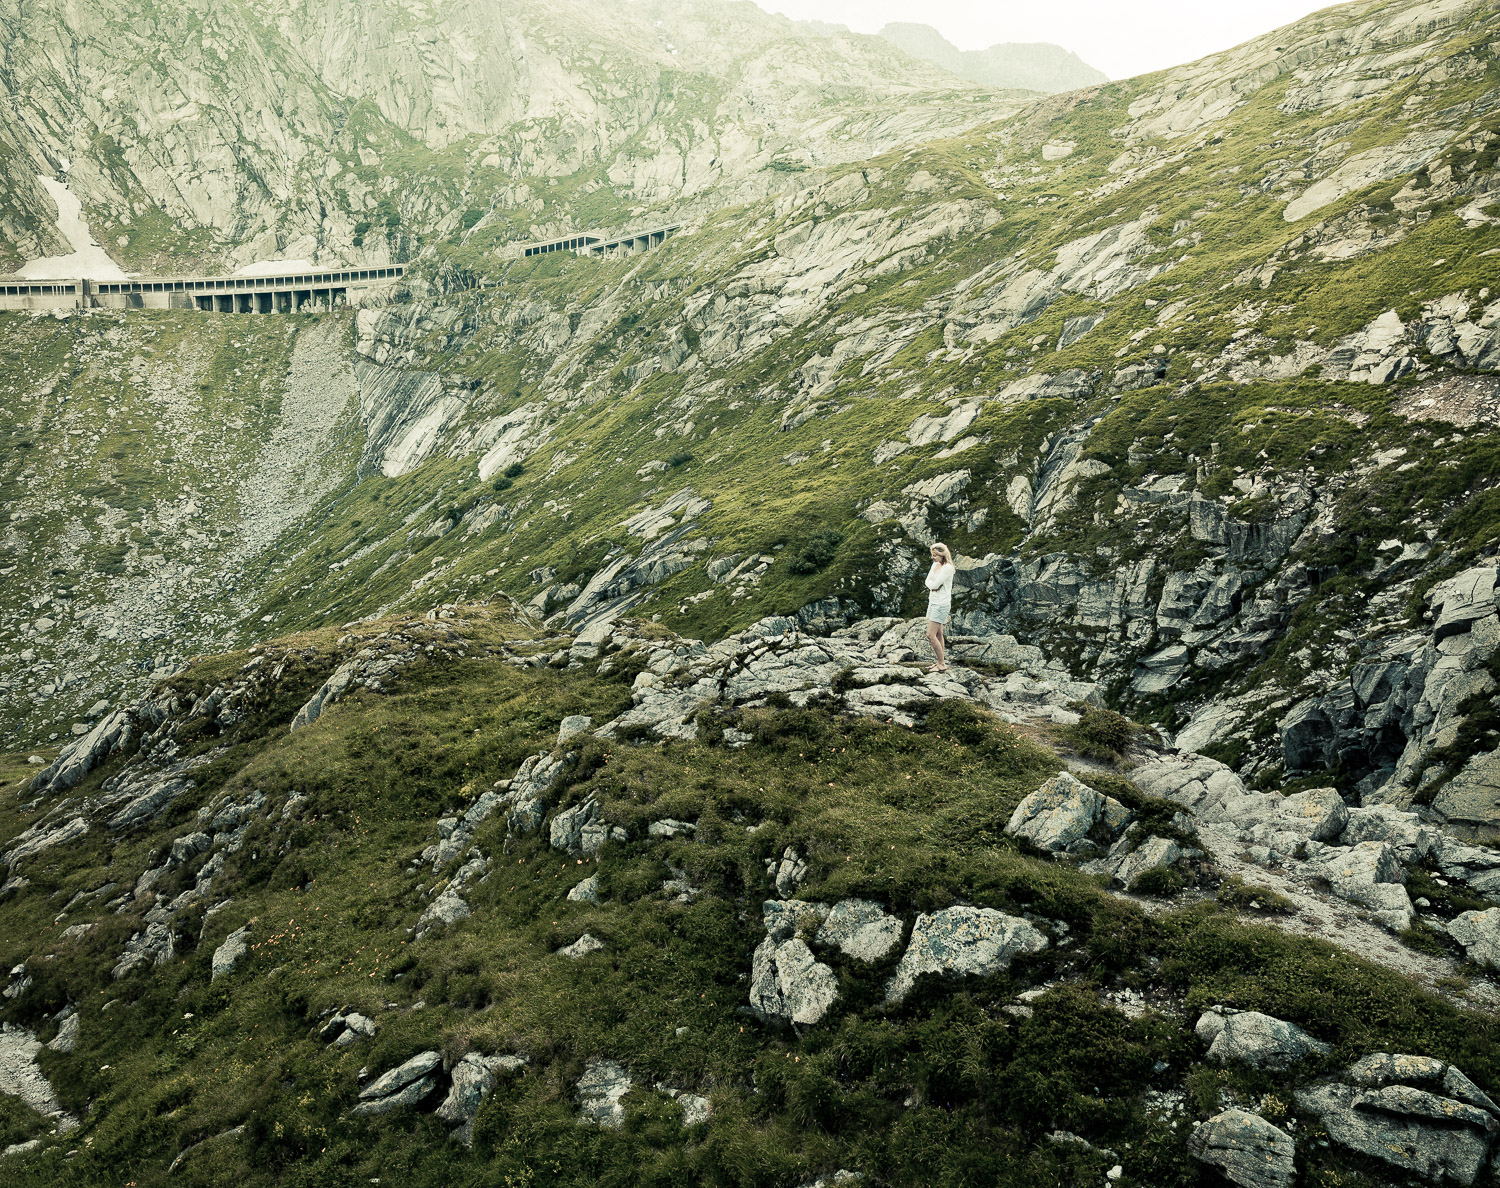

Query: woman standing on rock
left=924, top=543, right=955, bottom=672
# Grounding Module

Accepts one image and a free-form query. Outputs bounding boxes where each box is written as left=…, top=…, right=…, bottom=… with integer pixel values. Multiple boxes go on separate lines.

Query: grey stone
left=1447, top=908, right=1500, bottom=970
left=415, top=890, right=471, bottom=938
left=577, top=1059, right=632, bottom=1128
left=323, top=1012, right=377, bottom=1047
left=1298, top=1081, right=1493, bottom=1185
left=557, top=715, right=593, bottom=743
left=772, top=846, right=808, bottom=897
left=656, top=1083, right=712, bottom=1127
left=1312, top=841, right=1414, bottom=930
left=1188, top=1109, right=1295, bottom=1188
left=46, top=1012, right=78, bottom=1054
left=168, top=832, right=212, bottom=867
left=557, top=933, right=605, bottom=959
left=1197, top=1009, right=1330, bottom=1070
left=750, top=937, right=839, bottom=1024
left=350, top=1073, right=438, bottom=1116
left=1110, top=835, right=1181, bottom=887
left=1347, top=1053, right=1500, bottom=1116
left=815, top=899, right=903, bottom=961
left=1431, top=567, right=1498, bottom=641
left=435, top=1053, right=526, bottom=1127
left=507, top=754, right=565, bottom=834
left=1275, top=787, right=1348, bottom=842
left=885, top=907, right=1048, bottom=1005
left=762, top=899, right=830, bottom=941
left=551, top=798, right=605, bottom=856
left=210, top=925, right=252, bottom=981
left=2, top=1139, right=42, bottom=1158
left=359, top=1051, right=442, bottom=1100
left=648, top=818, right=696, bottom=838
left=1005, top=771, right=1106, bottom=851
left=567, top=874, right=600, bottom=904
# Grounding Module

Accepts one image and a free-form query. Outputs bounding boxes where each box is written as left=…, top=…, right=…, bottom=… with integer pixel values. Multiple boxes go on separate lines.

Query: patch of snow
left=18, top=176, right=127, bottom=280
left=231, top=259, right=317, bottom=277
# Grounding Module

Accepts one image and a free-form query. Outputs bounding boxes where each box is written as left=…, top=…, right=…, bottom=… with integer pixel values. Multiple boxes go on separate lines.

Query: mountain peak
left=878, top=20, right=1108, bottom=92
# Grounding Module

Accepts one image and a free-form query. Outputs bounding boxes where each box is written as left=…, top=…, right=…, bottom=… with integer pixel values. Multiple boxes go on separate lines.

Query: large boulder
left=436, top=1053, right=527, bottom=1143
left=749, top=937, right=839, bottom=1025
left=352, top=1051, right=441, bottom=1116
left=815, top=899, right=903, bottom=962
left=885, top=907, right=1047, bottom=1005
left=1005, top=772, right=1117, bottom=851
left=1188, top=1109, right=1295, bottom=1188
left=1196, top=1009, right=1330, bottom=1071
left=210, top=925, right=251, bottom=982
left=1311, top=841, right=1414, bottom=931
left=1298, top=1054, right=1500, bottom=1184
left=1446, top=908, right=1500, bottom=970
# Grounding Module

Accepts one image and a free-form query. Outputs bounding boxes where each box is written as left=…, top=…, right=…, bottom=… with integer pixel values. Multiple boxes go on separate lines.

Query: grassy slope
left=1, top=609, right=1497, bottom=1186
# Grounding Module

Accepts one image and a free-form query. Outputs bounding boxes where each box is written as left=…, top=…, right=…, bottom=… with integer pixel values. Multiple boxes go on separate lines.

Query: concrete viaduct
left=518, top=224, right=679, bottom=259
left=0, top=265, right=405, bottom=313
left=0, top=223, right=680, bottom=313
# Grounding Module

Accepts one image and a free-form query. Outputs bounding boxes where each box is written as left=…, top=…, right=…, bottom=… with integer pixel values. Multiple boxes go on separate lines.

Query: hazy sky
left=758, top=0, right=1339, bottom=80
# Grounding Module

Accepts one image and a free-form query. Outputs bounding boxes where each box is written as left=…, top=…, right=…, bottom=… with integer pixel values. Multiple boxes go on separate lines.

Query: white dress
left=925, top=561, right=955, bottom=624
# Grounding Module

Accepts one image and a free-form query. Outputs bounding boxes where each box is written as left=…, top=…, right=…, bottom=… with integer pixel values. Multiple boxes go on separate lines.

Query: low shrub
left=1061, top=706, right=1137, bottom=761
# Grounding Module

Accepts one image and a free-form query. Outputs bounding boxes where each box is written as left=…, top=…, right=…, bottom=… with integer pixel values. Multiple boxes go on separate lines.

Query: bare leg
left=933, top=623, right=947, bottom=671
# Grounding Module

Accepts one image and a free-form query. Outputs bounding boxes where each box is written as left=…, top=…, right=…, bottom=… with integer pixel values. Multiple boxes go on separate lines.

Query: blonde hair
left=931, top=542, right=953, bottom=565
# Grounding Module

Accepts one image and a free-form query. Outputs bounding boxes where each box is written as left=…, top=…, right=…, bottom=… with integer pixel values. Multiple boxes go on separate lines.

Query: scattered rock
left=567, top=874, right=601, bottom=905
left=46, top=1012, right=79, bottom=1054
left=885, top=907, right=1047, bottom=1005
left=551, top=798, right=608, bottom=856
left=1005, top=771, right=1109, bottom=851
left=353, top=1051, right=441, bottom=1116
left=415, top=890, right=471, bottom=939
left=210, top=924, right=252, bottom=981
left=557, top=714, right=593, bottom=743
left=815, top=899, right=903, bottom=961
left=436, top=1052, right=527, bottom=1143
left=1188, top=1109, right=1295, bottom=1188
left=577, top=1059, right=632, bottom=1128
left=771, top=846, right=808, bottom=897
left=557, top=933, right=605, bottom=959
left=657, top=1084, right=712, bottom=1126
left=1299, top=1053, right=1500, bottom=1185
left=750, top=936, right=839, bottom=1024
left=319, top=1012, right=377, bottom=1047
left=1446, top=908, right=1500, bottom=970
left=1196, top=1009, right=1330, bottom=1070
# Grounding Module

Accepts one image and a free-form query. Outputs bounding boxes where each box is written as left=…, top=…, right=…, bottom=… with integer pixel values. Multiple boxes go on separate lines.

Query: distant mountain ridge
left=877, top=21, right=1108, bottom=92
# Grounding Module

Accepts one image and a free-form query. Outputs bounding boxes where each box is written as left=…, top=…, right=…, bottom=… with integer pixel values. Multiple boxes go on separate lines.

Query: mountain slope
left=2, top=606, right=1499, bottom=1186
left=3, top=0, right=1500, bottom=848
left=0, top=0, right=1005, bottom=275
left=877, top=22, right=1109, bottom=93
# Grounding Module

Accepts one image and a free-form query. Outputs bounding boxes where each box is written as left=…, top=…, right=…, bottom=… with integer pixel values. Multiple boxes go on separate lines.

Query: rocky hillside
left=7, top=0, right=1499, bottom=838
left=7, top=0, right=1500, bottom=1176
left=877, top=22, right=1109, bottom=93
left=0, top=0, right=1002, bottom=274
left=3, top=604, right=1500, bottom=1186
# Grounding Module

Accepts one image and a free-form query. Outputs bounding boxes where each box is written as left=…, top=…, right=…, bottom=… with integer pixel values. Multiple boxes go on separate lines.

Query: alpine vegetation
left=3, top=1, right=1500, bottom=1185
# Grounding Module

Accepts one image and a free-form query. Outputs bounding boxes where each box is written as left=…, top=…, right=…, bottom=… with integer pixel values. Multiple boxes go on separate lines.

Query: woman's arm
left=925, top=564, right=943, bottom=591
